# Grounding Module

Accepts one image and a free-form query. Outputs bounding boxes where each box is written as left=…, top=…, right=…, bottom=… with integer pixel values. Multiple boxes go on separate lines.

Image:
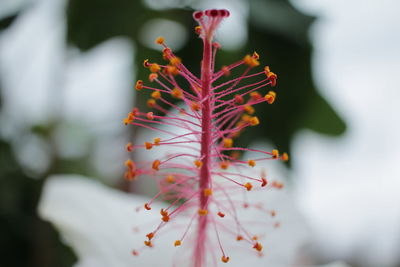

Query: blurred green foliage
left=0, top=0, right=345, bottom=266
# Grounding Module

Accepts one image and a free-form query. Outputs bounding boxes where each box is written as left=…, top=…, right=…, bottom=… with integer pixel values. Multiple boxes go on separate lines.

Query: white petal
left=38, top=174, right=176, bottom=267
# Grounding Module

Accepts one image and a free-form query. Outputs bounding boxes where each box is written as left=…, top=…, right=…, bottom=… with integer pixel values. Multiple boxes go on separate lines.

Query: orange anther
left=170, top=57, right=181, bottom=66
left=250, top=91, right=262, bottom=100
left=221, top=65, right=230, bottom=76
left=198, top=209, right=208, bottom=216
left=244, top=105, right=255, bottom=115
left=264, top=91, right=276, bottom=104
left=194, top=160, right=203, bottom=168
left=252, top=235, right=258, bottom=240
left=124, top=170, right=136, bottom=181
left=221, top=256, right=230, bottom=263
left=249, top=116, right=260, bottom=126
left=244, top=182, right=253, bottom=191
left=151, top=90, right=161, bottom=99
left=252, top=51, right=260, bottom=60
left=191, top=101, right=201, bottom=111
left=144, top=203, right=151, bottom=210
left=135, top=80, right=143, bottom=90
left=243, top=54, right=260, bottom=67
left=147, top=99, right=156, bottom=108
left=253, top=242, right=263, bottom=252
left=125, top=159, right=135, bottom=169
left=144, top=240, right=153, bottom=247
left=236, top=235, right=243, bottom=241
left=203, top=188, right=213, bottom=196
left=165, top=174, right=175, bottom=183
left=223, top=138, right=233, bottom=148
left=281, top=152, right=289, bottom=161
left=155, top=36, right=164, bottom=44
left=271, top=180, right=284, bottom=189
left=272, top=149, right=279, bottom=158
left=160, top=209, right=169, bottom=216
left=165, top=65, right=179, bottom=75
left=146, top=112, right=154, bottom=120
left=248, top=159, right=256, bottom=167
left=217, top=211, right=225, bottom=218
left=149, top=63, right=161, bottom=73
left=149, top=73, right=158, bottom=82
left=171, top=88, right=183, bottom=99
left=162, top=215, right=170, bottom=222
left=271, top=210, right=276, bottom=217
left=145, top=142, right=153, bottom=150
left=154, top=137, right=161, bottom=146
left=146, top=232, right=154, bottom=240
left=126, top=142, right=134, bottom=152
left=195, top=26, right=202, bottom=35
left=234, top=94, right=244, bottom=104
left=174, top=240, right=181, bottom=247
left=220, top=161, right=230, bottom=169
left=152, top=160, right=160, bottom=171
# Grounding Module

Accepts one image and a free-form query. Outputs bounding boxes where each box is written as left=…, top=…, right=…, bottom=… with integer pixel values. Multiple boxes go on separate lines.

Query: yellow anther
left=149, top=63, right=161, bottom=73
left=144, top=240, right=153, bottom=247
left=221, top=65, right=230, bottom=76
left=126, top=142, right=134, bottom=152
left=248, top=159, right=256, bottom=167
left=198, top=209, right=208, bottom=216
left=203, top=188, right=213, bottom=196
left=282, top=152, right=289, bottom=161
left=154, top=137, right=161, bottom=146
left=220, top=161, right=230, bottom=170
left=253, top=51, right=260, bottom=60
left=244, top=105, right=255, bottom=115
left=146, top=112, right=154, bottom=120
left=149, top=73, right=158, bottom=82
left=194, top=160, right=203, bottom=168
left=221, top=256, right=230, bottom=263
left=165, top=174, right=175, bottom=183
left=241, top=114, right=251, bottom=122
left=171, top=88, right=183, bottom=99
left=190, top=101, right=201, bottom=111
left=174, top=240, right=181, bottom=247
left=244, top=182, right=253, bottom=191
left=249, top=116, right=260, bottom=126
left=272, top=149, right=279, bottom=158
left=264, top=91, right=276, bottom=104
left=152, top=160, right=160, bottom=171
left=253, top=242, right=263, bottom=252
left=195, top=25, right=202, bottom=35
left=170, top=57, right=181, bottom=66
left=223, top=138, right=233, bottom=148
left=151, top=90, right=161, bottom=99
left=123, top=117, right=131, bottom=125
left=155, top=36, right=164, bottom=44
left=264, top=66, right=270, bottom=73
left=147, top=99, right=156, bottom=108
left=145, top=142, right=153, bottom=150
left=165, top=65, right=179, bottom=76
left=243, top=54, right=260, bottom=67
left=135, top=80, right=143, bottom=90
left=146, top=232, right=154, bottom=240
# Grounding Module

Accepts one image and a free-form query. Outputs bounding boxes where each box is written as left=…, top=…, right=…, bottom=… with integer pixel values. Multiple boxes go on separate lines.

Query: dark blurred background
left=1, top=0, right=399, bottom=266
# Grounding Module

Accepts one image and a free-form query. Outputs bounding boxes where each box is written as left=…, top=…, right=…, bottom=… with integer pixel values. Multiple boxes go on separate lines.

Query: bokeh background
left=0, top=0, right=399, bottom=266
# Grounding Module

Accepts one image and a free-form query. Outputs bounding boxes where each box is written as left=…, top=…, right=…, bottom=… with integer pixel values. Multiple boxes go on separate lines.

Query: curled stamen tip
left=221, top=256, right=230, bottom=263
left=144, top=203, right=152, bottom=210
left=272, top=149, right=279, bottom=158
left=135, top=80, right=143, bottom=90
left=253, top=242, right=263, bottom=252
left=217, top=211, right=225, bottom=218
left=261, top=177, right=268, bottom=187
left=193, top=11, right=203, bottom=20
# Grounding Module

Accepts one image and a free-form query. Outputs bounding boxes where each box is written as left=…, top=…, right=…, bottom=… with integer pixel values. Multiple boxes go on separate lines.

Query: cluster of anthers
left=124, top=9, right=288, bottom=267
